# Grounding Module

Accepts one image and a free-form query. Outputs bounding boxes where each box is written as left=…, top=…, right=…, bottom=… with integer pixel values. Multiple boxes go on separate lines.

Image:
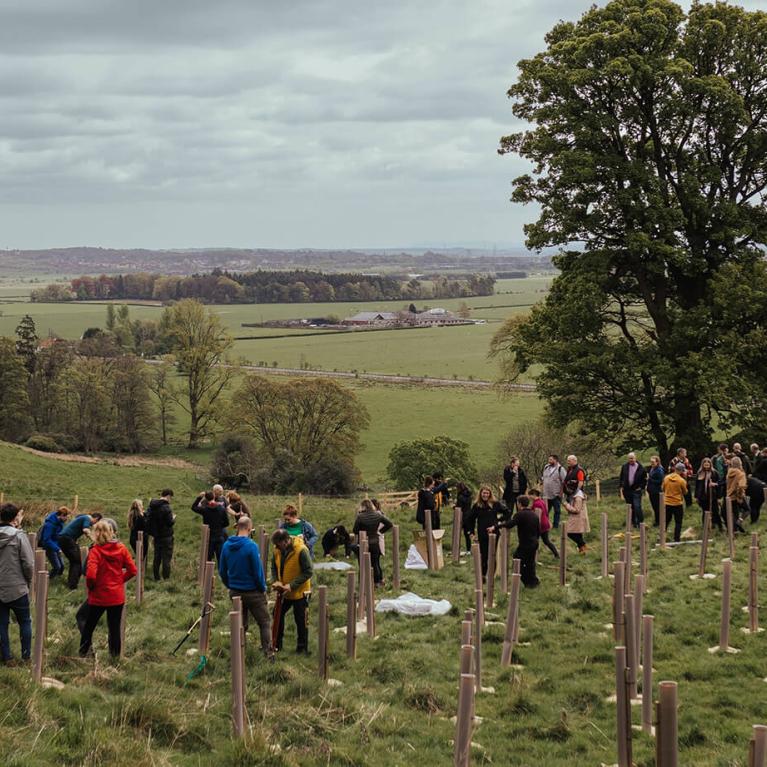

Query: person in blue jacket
left=219, top=516, right=272, bottom=658
left=38, top=506, right=71, bottom=578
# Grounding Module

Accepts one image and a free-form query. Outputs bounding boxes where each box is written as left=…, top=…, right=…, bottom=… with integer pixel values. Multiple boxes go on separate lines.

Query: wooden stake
left=659, top=492, right=666, bottom=548
left=454, top=673, right=474, bottom=767
left=601, top=512, right=609, bottom=578
left=229, top=608, right=245, bottom=738
left=29, top=534, right=38, bottom=604
left=658, top=681, right=678, bottom=767
left=461, top=620, right=472, bottom=647
left=698, top=510, right=711, bottom=578
left=719, top=558, right=733, bottom=651
left=135, top=531, right=144, bottom=606
left=753, top=724, right=767, bottom=767
left=363, top=552, right=375, bottom=638
left=72, top=494, right=79, bottom=513
left=473, top=589, right=482, bottom=692
left=595, top=479, right=601, bottom=503
left=346, top=570, right=357, bottom=659
left=624, top=517, right=632, bottom=593
left=726, top=497, right=735, bottom=561
left=639, top=522, right=648, bottom=592
left=559, top=520, right=567, bottom=586
left=633, top=575, right=644, bottom=663
left=750, top=545, right=759, bottom=633
left=357, top=532, right=368, bottom=620
left=424, top=507, right=435, bottom=570
left=32, top=549, right=45, bottom=605
left=198, top=524, right=210, bottom=588
left=501, top=572, right=521, bottom=666
left=451, top=507, right=461, bottom=564
left=199, top=561, right=215, bottom=655
left=32, top=570, right=48, bottom=683
left=318, top=585, right=329, bottom=681
left=80, top=545, right=88, bottom=571
left=624, top=597, right=638, bottom=700
left=392, top=524, right=400, bottom=591
left=298, top=492, right=303, bottom=516
left=511, top=558, right=521, bottom=643
left=486, top=532, right=496, bottom=609
left=613, top=561, right=625, bottom=642
left=614, top=645, right=632, bottom=767
left=642, top=615, right=653, bottom=735
left=499, top=527, right=509, bottom=594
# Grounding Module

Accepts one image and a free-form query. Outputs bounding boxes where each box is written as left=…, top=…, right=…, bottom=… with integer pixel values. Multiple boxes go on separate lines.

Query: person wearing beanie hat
left=661, top=462, right=688, bottom=542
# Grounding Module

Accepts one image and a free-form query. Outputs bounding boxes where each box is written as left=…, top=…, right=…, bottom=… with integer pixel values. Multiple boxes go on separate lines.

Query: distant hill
left=0, top=246, right=552, bottom=277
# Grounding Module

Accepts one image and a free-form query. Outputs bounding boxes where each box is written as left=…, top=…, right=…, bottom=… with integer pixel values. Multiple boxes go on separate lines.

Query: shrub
left=211, top=435, right=260, bottom=489
left=24, top=434, right=64, bottom=453
left=386, top=436, right=477, bottom=490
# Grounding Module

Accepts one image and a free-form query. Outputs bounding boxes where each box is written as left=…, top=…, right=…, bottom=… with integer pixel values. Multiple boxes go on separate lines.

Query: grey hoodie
left=0, top=525, right=34, bottom=602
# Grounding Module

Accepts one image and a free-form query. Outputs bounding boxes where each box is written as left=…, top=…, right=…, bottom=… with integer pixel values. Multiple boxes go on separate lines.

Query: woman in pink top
left=529, top=489, right=559, bottom=559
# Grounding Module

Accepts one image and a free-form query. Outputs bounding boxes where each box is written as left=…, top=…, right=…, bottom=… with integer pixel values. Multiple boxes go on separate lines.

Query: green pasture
left=0, top=443, right=765, bottom=766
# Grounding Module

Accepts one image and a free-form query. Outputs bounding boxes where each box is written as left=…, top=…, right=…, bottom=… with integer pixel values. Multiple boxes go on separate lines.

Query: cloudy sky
left=0, top=1, right=760, bottom=250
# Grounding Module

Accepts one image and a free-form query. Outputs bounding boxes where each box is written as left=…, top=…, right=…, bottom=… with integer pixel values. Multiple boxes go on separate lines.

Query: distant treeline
left=30, top=269, right=496, bottom=304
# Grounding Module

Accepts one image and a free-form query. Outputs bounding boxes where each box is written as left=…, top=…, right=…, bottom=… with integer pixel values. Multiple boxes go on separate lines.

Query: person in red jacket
left=79, top=520, right=137, bottom=658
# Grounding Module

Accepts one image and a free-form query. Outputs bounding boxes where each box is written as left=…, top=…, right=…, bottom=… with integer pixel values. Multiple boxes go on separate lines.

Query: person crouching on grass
left=491, top=495, right=540, bottom=588
left=79, top=520, right=136, bottom=658
left=270, top=529, right=313, bottom=655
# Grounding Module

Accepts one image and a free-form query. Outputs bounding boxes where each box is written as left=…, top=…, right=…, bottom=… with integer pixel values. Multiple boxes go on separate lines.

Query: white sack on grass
left=404, top=544, right=427, bottom=570
left=313, top=561, right=353, bottom=571
left=375, top=591, right=452, bottom=617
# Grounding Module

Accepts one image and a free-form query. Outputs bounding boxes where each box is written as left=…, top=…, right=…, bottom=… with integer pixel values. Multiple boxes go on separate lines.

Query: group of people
left=618, top=443, right=767, bottom=542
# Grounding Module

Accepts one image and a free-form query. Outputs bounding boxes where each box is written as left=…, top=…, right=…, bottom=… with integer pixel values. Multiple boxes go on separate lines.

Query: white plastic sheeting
left=375, top=591, right=452, bottom=617
left=313, top=561, right=354, bottom=571
left=404, top=544, right=427, bottom=570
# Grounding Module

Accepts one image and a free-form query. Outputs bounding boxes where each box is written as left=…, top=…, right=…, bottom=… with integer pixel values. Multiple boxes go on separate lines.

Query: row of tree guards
left=20, top=491, right=767, bottom=764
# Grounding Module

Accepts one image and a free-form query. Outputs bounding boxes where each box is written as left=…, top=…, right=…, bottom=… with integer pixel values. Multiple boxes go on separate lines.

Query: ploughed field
left=1, top=444, right=765, bottom=766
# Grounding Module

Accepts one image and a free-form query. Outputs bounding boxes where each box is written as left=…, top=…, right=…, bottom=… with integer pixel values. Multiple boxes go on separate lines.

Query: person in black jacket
left=493, top=496, right=540, bottom=588
left=468, top=486, right=508, bottom=578
left=127, top=500, right=148, bottom=561
left=618, top=453, right=648, bottom=529
left=415, top=476, right=439, bottom=530
left=694, top=458, right=722, bottom=531
left=192, top=490, right=230, bottom=563
left=455, top=482, right=473, bottom=554
left=145, top=489, right=175, bottom=581
left=353, top=499, right=393, bottom=586
left=747, top=475, right=767, bottom=524
left=502, top=457, right=527, bottom=511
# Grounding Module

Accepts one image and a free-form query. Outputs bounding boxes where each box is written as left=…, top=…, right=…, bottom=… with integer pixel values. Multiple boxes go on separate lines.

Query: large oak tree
left=494, top=0, right=767, bottom=461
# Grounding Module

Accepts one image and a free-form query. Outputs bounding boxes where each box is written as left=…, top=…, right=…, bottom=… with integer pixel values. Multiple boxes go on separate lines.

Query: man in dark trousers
left=58, top=512, right=102, bottom=589
left=619, top=452, right=648, bottom=529
left=146, top=489, right=175, bottom=581
left=192, top=490, right=230, bottom=563
left=219, top=516, right=272, bottom=658
left=416, top=476, right=438, bottom=530
left=271, top=529, right=313, bottom=654
left=493, top=496, right=540, bottom=588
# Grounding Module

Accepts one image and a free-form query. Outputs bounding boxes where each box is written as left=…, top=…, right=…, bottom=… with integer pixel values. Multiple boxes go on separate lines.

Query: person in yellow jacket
left=271, top=529, right=313, bottom=654
left=662, top=462, right=688, bottom=542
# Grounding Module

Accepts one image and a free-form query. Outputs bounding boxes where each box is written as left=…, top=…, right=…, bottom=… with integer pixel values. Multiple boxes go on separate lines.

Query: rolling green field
left=1, top=443, right=765, bottom=766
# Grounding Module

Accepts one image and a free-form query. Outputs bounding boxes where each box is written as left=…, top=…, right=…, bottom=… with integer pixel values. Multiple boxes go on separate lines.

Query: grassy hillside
left=1, top=445, right=766, bottom=766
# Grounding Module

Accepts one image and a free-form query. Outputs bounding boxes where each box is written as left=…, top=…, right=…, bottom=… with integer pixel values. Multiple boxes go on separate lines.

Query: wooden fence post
left=259, top=525, right=268, bottom=578
left=613, top=561, right=625, bottom=642
left=392, top=525, right=400, bottom=591
left=639, top=522, right=648, bottom=592
left=454, top=673, right=475, bottom=767
left=657, top=681, right=678, bottom=767
left=642, top=615, right=653, bottom=735
left=229, top=608, right=245, bottom=738
left=358, top=532, right=368, bottom=620
left=501, top=572, right=521, bottom=666
left=346, top=570, right=357, bottom=659
left=614, top=645, right=632, bottom=767
left=499, top=527, right=509, bottom=594
left=718, top=558, right=733, bottom=652
left=318, top=585, right=329, bottom=681
left=199, top=561, right=215, bottom=656
left=486, top=532, right=496, bottom=609
left=198, top=524, right=210, bottom=588
left=363, top=552, right=375, bottom=638
left=473, top=588, right=482, bottom=692
left=601, top=512, right=609, bottom=578
left=749, top=545, right=759, bottom=634
left=697, top=510, right=711, bottom=578
left=595, top=479, right=601, bottom=503
left=752, top=724, right=767, bottom=767
left=135, top=532, right=144, bottom=606
left=726, top=498, right=735, bottom=561
left=424, top=509, right=436, bottom=570
left=451, top=507, right=462, bottom=564
left=624, top=595, right=638, bottom=700
left=32, top=570, right=48, bottom=683
left=559, top=521, right=567, bottom=586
